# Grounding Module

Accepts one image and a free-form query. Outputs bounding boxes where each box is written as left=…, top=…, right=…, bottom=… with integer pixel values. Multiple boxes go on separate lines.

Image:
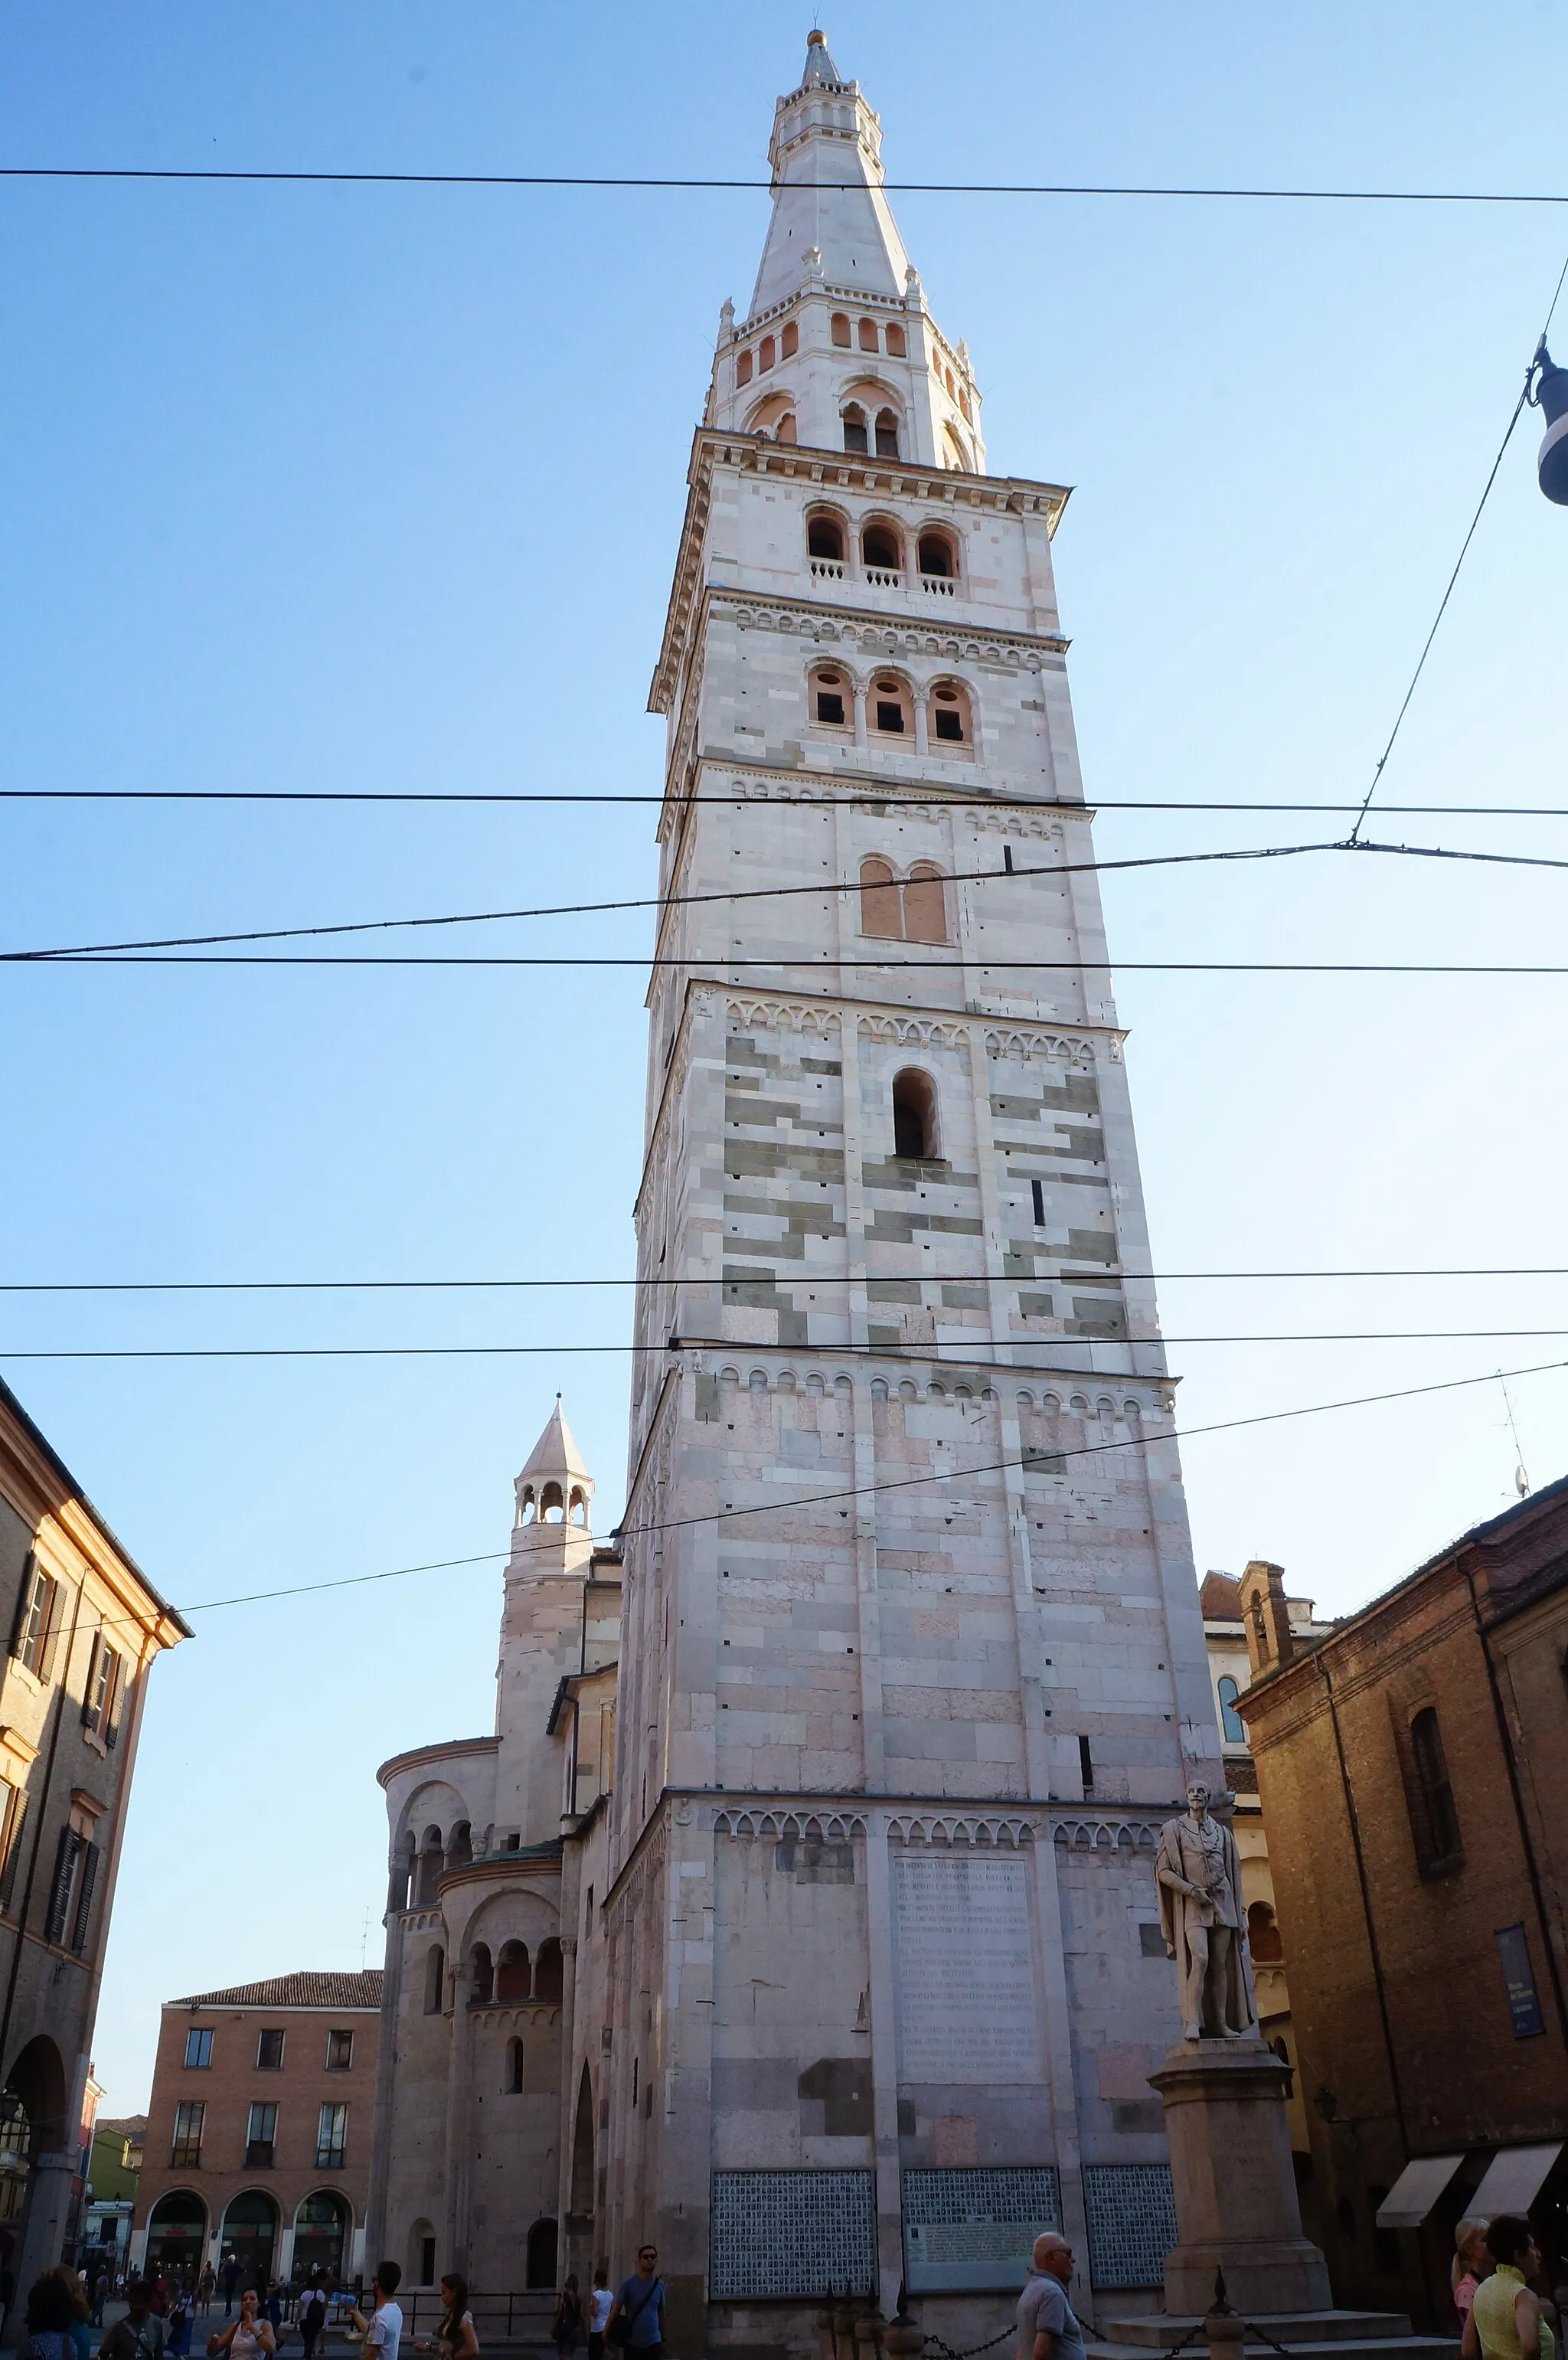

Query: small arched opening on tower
left=861, top=520, right=903, bottom=579
left=830, top=313, right=851, bottom=348
left=943, top=424, right=971, bottom=472
left=518, top=1486, right=537, bottom=1526
left=505, top=2038, right=525, bottom=2095
left=390, top=1831, right=415, bottom=1912
left=918, top=528, right=958, bottom=580
left=841, top=404, right=868, bottom=453
left=874, top=409, right=900, bottom=456
left=415, top=1827, right=444, bottom=1907
left=781, top=319, right=799, bottom=358
left=570, top=2065, right=595, bottom=2217
left=424, top=1944, right=445, bottom=2015
left=469, top=1943, right=493, bottom=2005
left=1247, top=1900, right=1284, bottom=1962
left=859, top=858, right=902, bottom=940
left=928, top=680, right=972, bottom=747
left=870, top=675, right=912, bottom=736
left=808, top=665, right=851, bottom=730
left=568, top=1486, right=588, bottom=1527
left=858, top=317, right=879, bottom=351
left=735, top=348, right=753, bottom=387
left=886, top=322, right=907, bottom=357
left=496, top=1940, right=531, bottom=2004
left=892, top=1069, right=939, bottom=1160
left=446, top=1820, right=472, bottom=1871
left=540, top=1481, right=564, bottom=1525
left=759, top=335, right=776, bottom=372
left=534, top=1937, right=565, bottom=2002
left=805, top=509, right=847, bottom=566
left=903, top=864, right=949, bottom=943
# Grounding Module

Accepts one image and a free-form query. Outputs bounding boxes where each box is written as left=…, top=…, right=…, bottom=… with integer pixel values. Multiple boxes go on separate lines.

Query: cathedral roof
left=517, top=1395, right=592, bottom=1489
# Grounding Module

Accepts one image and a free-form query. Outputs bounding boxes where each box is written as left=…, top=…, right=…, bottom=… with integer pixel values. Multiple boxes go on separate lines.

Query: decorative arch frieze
left=858, top=1012, right=970, bottom=1049
left=1051, top=1819, right=1160, bottom=1853
left=724, top=995, right=841, bottom=1036
left=885, top=1814, right=1033, bottom=1848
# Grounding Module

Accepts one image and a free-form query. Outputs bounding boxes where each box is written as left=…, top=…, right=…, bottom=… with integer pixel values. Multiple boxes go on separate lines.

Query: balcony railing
left=863, top=567, right=902, bottom=589
left=920, top=573, right=957, bottom=596
left=809, top=556, right=845, bottom=580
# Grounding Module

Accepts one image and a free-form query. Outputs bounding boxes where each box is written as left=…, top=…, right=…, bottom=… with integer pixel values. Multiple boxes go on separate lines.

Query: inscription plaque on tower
left=892, top=1851, right=1043, bottom=2083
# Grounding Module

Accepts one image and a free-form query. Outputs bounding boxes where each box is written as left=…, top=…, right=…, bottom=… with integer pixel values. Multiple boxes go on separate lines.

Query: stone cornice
left=649, top=428, right=1073, bottom=714
left=376, top=1732, right=500, bottom=1791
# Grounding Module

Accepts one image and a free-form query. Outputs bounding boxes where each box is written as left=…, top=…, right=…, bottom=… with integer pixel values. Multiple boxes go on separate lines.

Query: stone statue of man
left=1155, top=1783, right=1256, bottom=2041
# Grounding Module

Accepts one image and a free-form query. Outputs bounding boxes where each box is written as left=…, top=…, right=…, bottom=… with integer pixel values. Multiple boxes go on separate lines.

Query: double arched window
left=859, top=860, right=948, bottom=944
left=841, top=405, right=901, bottom=457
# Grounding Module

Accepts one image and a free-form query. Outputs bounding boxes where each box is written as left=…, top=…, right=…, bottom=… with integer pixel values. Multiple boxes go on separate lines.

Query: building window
left=858, top=859, right=947, bottom=943
left=0, top=1780, right=27, bottom=1913
left=759, top=335, right=775, bottom=372
left=892, top=1069, right=939, bottom=1161
left=469, top=1943, right=494, bottom=2005
left=11, top=1560, right=61, bottom=1682
left=82, top=1636, right=122, bottom=1742
left=858, top=317, right=879, bottom=351
left=874, top=409, right=900, bottom=457
left=808, top=665, right=851, bottom=729
left=496, top=1941, right=531, bottom=2005
left=870, top=675, right=912, bottom=735
left=1031, top=1178, right=1047, bottom=1227
left=184, top=2028, right=213, bottom=2071
left=256, top=2029, right=285, bottom=2070
left=425, top=1945, right=445, bottom=2014
left=420, top=2236, right=436, bottom=2287
left=1247, top=1901, right=1284, bottom=1962
left=245, top=2103, right=277, bottom=2169
left=1217, top=1675, right=1246, bottom=1746
left=506, top=2038, right=525, bottom=2095
left=928, top=681, right=972, bottom=745
left=886, top=322, right=907, bottom=358
left=44, top=1826, right=96, bottom=1952
left=326, top=2029, right=353, bottom=2071
left=781, top=321, right=799, bottom=358
left=841, top=404, right=868, bottom=453
left=315, top=2103, right=348, bottom=2172
left=534, top=1938, right=565, bottom=2002
left=735, top=348, right=753, bottom=387
left=525, top=2221, right=559, bottom=2292
left=806, top=512, right=847, bottom=565
left=1408, top=1705, right=1463, bottom=1872
left=903, top=864, right=947, bottom=943
left=861, top=521, right=902, bottom=576
left=170, top=2102, right=204, bottom=2169
left=859, top=858, right=902, bottom=940
left=1079, top=1735, right=1095, bottom=1794
left=917, top=529, right=956, bottom=579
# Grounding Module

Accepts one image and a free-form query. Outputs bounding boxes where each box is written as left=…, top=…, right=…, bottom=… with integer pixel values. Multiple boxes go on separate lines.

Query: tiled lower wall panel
left=903, top=2166, right=1062, bottom=2292
left=1083, top=2162, right=1178, bottom=2290
left=709, top=2168, right=876, bottom=2300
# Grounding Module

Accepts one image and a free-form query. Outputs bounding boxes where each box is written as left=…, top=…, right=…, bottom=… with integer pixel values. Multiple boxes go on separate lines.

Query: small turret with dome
left=707, top=31, right=985, bottom=471
left=511, top=1394, right=595, bottom=1579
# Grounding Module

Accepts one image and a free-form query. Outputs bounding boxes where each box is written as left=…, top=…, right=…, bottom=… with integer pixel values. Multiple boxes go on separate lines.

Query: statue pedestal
left=1148, top=2038, right=1331, bottom=2316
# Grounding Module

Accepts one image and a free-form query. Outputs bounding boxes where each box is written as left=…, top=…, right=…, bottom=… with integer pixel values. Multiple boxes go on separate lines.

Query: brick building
left=1236, top=1483, right=1568, bottom=2329
left=0, top=1376, right=187, bottom=2303
left=134, top=1973, right=382, bottom=2286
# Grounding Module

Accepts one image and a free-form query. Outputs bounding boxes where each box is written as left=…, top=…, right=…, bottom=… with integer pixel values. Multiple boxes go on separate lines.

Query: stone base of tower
left=1148, top=2038, right=1331, bottom=2315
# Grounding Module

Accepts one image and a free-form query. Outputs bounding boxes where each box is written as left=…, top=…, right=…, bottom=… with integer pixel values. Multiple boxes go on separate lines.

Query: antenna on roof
left=1498, top=1369, right=1531, bottom=1498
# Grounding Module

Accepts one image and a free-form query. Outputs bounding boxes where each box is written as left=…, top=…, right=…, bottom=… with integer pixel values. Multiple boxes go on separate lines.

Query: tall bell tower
left=596, top=36, right=1225, bottom=2353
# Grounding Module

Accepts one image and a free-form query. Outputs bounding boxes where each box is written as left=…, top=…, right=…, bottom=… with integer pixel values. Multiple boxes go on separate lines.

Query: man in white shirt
left=348, top=2263, right=403, bottom=2360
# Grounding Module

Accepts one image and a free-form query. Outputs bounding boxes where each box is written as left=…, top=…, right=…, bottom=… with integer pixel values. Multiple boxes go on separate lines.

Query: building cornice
left=649, top=428, right=1073, bottom=715
left=0, top=1379, right=189, bottom=1645
left=376, top=1733, right=500, bottom=1792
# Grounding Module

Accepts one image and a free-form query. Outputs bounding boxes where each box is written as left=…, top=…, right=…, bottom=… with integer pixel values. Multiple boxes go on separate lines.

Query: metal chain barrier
left=918, top=2326, right=1018, bottom=2360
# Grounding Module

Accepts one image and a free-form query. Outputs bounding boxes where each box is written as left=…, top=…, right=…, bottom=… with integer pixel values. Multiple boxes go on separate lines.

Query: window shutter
left=8, top=1554, right=37, bottom=1660
left=81, top=1636, right=102, bottom=1731
left=104, top=1653, right=126, bottom=1750
left=70, top=1844, right=99, bottom=1954
left=44, top=1827, right=77, bottom=1945
left=37, top=1581, right=66, bottom=1685
left=0, top=1794, right=29, bottom=1910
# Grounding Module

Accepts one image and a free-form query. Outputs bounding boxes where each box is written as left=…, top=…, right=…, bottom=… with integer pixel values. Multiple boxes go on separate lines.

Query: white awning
left=1376, top=2155, right=1468, bottom=2229
left=1469, top=2143, right=1565, bottom=2219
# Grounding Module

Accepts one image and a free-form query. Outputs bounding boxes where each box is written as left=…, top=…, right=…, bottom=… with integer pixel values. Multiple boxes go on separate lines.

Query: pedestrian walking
left=1465, top=2219, right=1554, bottom=2360
left=603, top=2249, right=663, bottom=2360
left=99, top=2282, right=168, bottom=2360
left=413, top=2275, right=475, bottom=2360
left=166, top=2286, right=194, bottom=2360
left=206, top=2289, right=275, bottom=2360
left=586, top=2271, right=611, bottom=2360
left=550, top=2279, right=581, bottom=2359
left=345, top=2261, right=402, bottom=2360
left=220, top=2264, right=241, bottom=2322
left=19, top=2273, right=77, bottom=2360
left=298, top=2281, right=328, bottom=2360
left=1017, top=2232, right=1086, bottom=2360
left=197, top=2272, right=214, bottom=2322
left=91, top=2275, right=109, bottom=2330
left=1455, top=2221, right=1493, bottom=2332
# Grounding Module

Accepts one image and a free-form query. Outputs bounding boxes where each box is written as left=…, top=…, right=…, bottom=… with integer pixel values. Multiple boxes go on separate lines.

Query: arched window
left=861, top=521, right=902, bottom=578
left=892, top=1070, right=939, bottom=1161
left=446, top=1821, right=472, bottom=1871
left=874, top=409, right=900, bottom=457
left=1247, top=1901, right=1284, bottom=1963
left=841, top=404, right=868, bottom=454
left=959, top=387, right=972, bottom=422
left=424, top=1945, right=445, bottom=2015
left=534, top=1937, right=565, bottom=2002
left=918, top=529, right=957, bottom=580
left=945, top=365, right=956, bottom=396
left=496, top=1941, right=531, bottom=2004
left=570, top=2066, right=594, bottom=2218
left=759, top=335, right=776, bottom=372
left=735, top=349, right=753, bottom=387
left=293, top=2191, right=350, bottom=2283
left=808, top=665, right=851, bottom=730
left=1217, top=1676, right=1246, bottom=1746
left=568, top=1487, right=588, bottom=1527
left=505, top=2038, right=525, bottom=2095
left=903, top=865, right=948, bottom=944
left=782, top=321, right=799, bottom=358
left=886, top=322, right=907, bottom=358
left=469, top=1943, right=493, bottom=2005
left=830, top=312, right=851, bottom=349
left=928, top=681, right=972, bottom=746
left=525, top=2219, right=558, bottom=2291
left=415, top=1827, right=443, bottom=1907
left=1409, top=1705, right=1462, bottom=1869
left=145, top=2190, right=207, bottom=2272
left=518, top=1486, right=537, bottom=1525
left=858, top=318, right=879, bottom=351
left=870, top=675, right=912, bottom=736
left=806, top=512, right=846, bottom=564
left=390, top=1832, right=416, bottom=1913
left=776, top=413, right=797, bottom=444
left=541, top=1482, right=564, bottom=1524
left=859, top=858, right=902, bottom=940
left=943, top=425, right=970, bottom=472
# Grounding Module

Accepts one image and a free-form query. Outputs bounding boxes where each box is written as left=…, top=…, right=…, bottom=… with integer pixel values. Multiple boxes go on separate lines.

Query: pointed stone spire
left=511, top=1394, right=595, bottom=1576
left=799, top=28, right=841, bottom=87
left=748, top=32, right=910, bottom=315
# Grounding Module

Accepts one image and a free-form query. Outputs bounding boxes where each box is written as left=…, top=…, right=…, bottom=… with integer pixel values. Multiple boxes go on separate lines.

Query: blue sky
left=3, top=2, right=1566, bottom=2108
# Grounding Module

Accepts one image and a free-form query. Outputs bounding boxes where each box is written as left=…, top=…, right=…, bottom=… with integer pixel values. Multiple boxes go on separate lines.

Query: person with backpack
left=298, top=2280, right=328, bottom=2360
left=99, top=2281, right=167, bottom=2360
left=603, top=2250, right=663, bottom=2360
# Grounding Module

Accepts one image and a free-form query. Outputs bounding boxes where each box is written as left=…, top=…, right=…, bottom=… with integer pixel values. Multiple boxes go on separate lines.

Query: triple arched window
left=802, top=511, right=962, bottom=597
left=859, top=860, right=948, bottom=944
left=805, top=663, right=972, bottom=752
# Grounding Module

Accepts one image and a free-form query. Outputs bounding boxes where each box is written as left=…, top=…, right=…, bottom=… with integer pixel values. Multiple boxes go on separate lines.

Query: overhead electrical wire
left=8, top=790, right=1568, bottom=813
left=5, top=1265, right=1565, bottom=1294
left=5, top=167, right=1568, bottom=205
left=10, top=1328, right=1568, bottom=1361
left=72, top=1348, right=1568, bottom=1636
left=14, top=953, right=1568, bottom=972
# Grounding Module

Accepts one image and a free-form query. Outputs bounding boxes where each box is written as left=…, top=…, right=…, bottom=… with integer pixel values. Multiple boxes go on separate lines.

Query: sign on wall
left=892, top=1851, right=1044, bottom=2084
left=1495, top=1924, right=1547, bottom=2040
left=1083, top=2163, right=1178, bottom=2290
left=903, top=2166, right=1061, bottom=2293
left=709, top=2169, right=875, bottom=2300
